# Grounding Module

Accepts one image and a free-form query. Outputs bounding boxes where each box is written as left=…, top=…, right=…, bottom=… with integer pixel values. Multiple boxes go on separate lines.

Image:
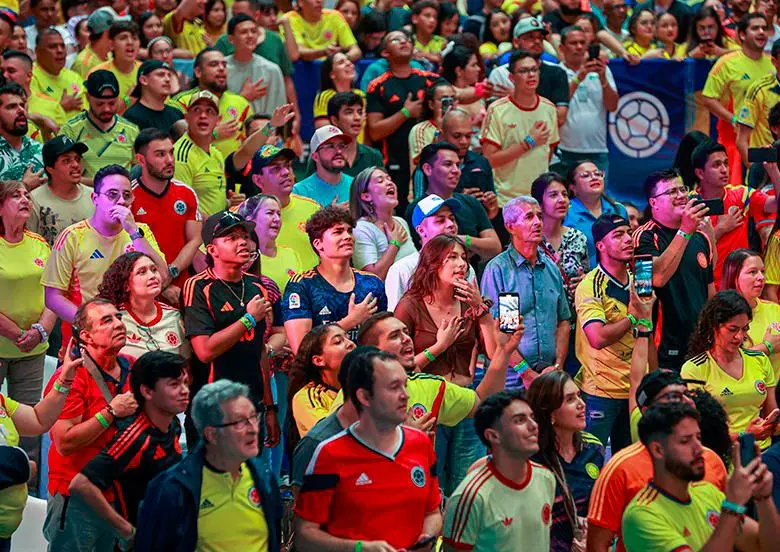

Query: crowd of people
left=2, top=0, right=780, bottom=550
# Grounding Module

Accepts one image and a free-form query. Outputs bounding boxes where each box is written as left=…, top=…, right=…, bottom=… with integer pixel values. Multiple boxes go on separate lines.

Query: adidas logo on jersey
left=136, top=207, right=147, bottom=215
left=502, top=517, right=513, bottom=527
left=721, top=387, right=734, bottom=397
left=221, top=302, right=234, bottom=312
left=742, top=73, right=751, bottom=80
left=355, top=473, right=372, bottom=486
left=319, top=306, right=332, bottom=316
left=201, top=498, right=215, bottom=509
left=90, top=249, right=104, bottom=259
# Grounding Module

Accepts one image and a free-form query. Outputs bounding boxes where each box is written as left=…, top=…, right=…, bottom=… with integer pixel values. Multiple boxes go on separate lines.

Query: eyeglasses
left=655, top=389, right=694, bottom=403
left=514, top=67, right=540, bottom=75
left=212, top=412, right=262, bottom=431
left=577, top=170, right=605, bottom=180
left=651, top=186, right=688, bottom=199
left=137, top=326, right=161, bottom=352
left=389, top=35, right=412, bottom=45
left=320, top=142, right=348, bottom=152
left=99, top=189, right=133, bottom=202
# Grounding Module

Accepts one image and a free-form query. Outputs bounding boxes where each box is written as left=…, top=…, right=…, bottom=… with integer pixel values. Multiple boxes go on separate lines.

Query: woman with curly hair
left=681, top=289, right=778, bottom=450
left=527, top=371, right=605, bottom=552
left=288, top=324, right=355, bottom=438
left=98, top=252, right=189, bottom=363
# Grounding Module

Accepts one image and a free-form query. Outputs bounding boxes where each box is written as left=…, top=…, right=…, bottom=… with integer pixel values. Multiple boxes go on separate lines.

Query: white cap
left=310, top=125, right=353, bottom=153
left=412, top=194, right=461, bottom=228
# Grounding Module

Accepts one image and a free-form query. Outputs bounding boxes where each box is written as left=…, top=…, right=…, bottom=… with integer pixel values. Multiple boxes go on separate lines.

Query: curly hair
left=689, top=388, right=733, bottom=469
left=687, top=290, right=753, bottom=358
left=97, top=252, right=152, bottom=307
left=407, top=234, right=465, bottom=301
left=305, top=205, right=355, bottom=253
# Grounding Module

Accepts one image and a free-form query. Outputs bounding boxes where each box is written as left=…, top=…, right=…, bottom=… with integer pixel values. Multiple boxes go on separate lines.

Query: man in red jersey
left=132, top=128, right=202, bottom=294
left=295, top=347, right=441, bottom=551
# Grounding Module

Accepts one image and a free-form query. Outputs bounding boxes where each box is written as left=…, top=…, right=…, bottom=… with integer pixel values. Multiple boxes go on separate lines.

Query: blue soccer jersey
left=282, top=267, right=387, bottom=340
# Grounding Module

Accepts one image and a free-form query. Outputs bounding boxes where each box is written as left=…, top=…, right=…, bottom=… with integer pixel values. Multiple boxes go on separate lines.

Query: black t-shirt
left=124, top=102, right=184, bottom=133
left=539, top=62, right=570, bottom=108
left=225, top=152, right=259, bottom=196
left=634, top=219, right=714, bottom=370
left=182, top=269, right=282, bottom=400
left=455, top=151, right=495, bottom=195
left=366, top=69, right=445, bottom=185
left=81, top=413, right=182, bottom=524
left=542, top=10, right=576, bottom=35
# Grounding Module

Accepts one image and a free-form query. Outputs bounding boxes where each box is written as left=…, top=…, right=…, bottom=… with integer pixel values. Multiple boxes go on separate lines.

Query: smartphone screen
left=748, top=147, right=778, bottom=163
left=441, top=96, right=454, bottom=118
left=634, top=255, right=653, bottom=297
left=499, top=293, right=520, bottom=333
left=588, top=43, right=600, bottom=60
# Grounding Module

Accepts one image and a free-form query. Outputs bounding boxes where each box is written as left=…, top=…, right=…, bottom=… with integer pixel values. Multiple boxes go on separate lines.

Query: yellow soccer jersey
left=173, top=134, right=226, bottom=217
left=292, top=382, right=337, bottom=437
left=737, top=72, right=780, bottom=148
left=90, top=60, right=141, bottom=102
left=163, top=12, right=207, bottom=55
left=702, top=50, right=774, bottom=114
left=261, top=245, right=303, bottom=293
left=30, top=65, right=87, bottom=126
left=27, top=120, right=43, bottom=143
left=765, top=230, right=780, bottom=285
left=28, top=89, right=68, bottom=130
left=197, top=462, right=268, bottom=552
left=279, top=194, right=320, bottom=272
left=284, top=9, right=357, bottom=53
left=682, top=348, right=777, bottom=449
left=746, top=298, right=780, bottom=379
left=413, top=34, right=447, bottom=54
left=575, top=265, right=636, bottom=399
left=60, top=113, right=139, bottom=177
left=170, top=89, right=253, bottom=159
left=622, top=481, right=724, bottom=552
left=313, top=88, right=366, bottom=143
left=408, top=119, right=440, bottom=167
left=479, top=95, right=559, bottom=206
left=71, top=46, right=110, bottom=79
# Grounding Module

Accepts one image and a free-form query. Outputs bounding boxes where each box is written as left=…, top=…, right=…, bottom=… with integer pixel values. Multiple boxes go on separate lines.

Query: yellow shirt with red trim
left=197, top=461, right=269, bottom=552
left=71, top=46, right=111, bottom=79
left=312, top=87, right=366, bottom=144
left=702, top=50, right=774, bottom=114
left=60, top=113, right=139, bottom=177
left=278, top=194, right=321, bottom=272
left=292, top=382, right=337, bottom=437
left=442, top=459, right=556, bottom=552
left=575, top=265, right=635, bottom=399
left=765, top=229, right=780, bottom=285
left=296, top=424, right=441, bottom=549
left=172, top=134, right=226, bottom=217
left=163, top=11, right=207, bottom=55
left=681, top=348, right=777, bottom=449
left=90, top=60, right=141, bottom=103
left=0, top=394, right=26, bottom=539
left=119, top=301, right=190, bottom=363
left=479, top=94, right=559, bottom=206
left=408, top=119, right=440, bottom=167
left=737, top=72, right=780, bottom=148
left=0, top=231, right=50, bottom=358
left=622, top=481, right=724, bottom=552
left=284, top=10, right=357, bottom=54
left=30, top=64, right=87, bottom=126
left=169, top=88, right=253, bottom=159
left=41, top=220, right=164, bottom=307
left=745, top=298, right=780, bottom=379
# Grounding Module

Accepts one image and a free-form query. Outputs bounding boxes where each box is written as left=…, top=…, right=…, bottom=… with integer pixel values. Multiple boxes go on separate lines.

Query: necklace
left=218, top=276, right=246, bottom=307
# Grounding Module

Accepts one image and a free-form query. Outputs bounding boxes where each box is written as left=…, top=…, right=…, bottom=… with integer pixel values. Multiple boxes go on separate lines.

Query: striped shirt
left=60, top=113, right=139, bottom=177
left=172, top=134, right=226, bottom=217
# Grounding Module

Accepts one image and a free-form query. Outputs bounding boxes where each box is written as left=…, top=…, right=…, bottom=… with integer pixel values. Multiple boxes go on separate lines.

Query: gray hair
left=191, top=380, right=251, bottom=434
left=503, top=196, right=539, bottom=226
left=237, top=193, right=281, bottom=221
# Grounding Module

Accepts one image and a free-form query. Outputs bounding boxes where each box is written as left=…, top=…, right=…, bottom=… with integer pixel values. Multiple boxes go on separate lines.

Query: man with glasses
left=634, top=169, right=713, bottom=372
left=42, top=164, right=166, bottom=325
left=293, top=125, right=354, bottom=206
left=136, top=379, right=282, bottom=551
left=181, top=210, right=279, bottom=448
left=482, top=49, right=559, bottom=205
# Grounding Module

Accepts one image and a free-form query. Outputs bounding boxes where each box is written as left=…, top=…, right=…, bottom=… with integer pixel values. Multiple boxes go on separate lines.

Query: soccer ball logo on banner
left=608, top=91, right=670, bottom=159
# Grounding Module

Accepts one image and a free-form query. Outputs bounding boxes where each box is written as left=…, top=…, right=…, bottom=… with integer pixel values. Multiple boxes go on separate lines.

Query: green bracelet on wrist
left=389, top=239, right=402, bottom=248
left=676, top=229, right=693, bottom=240
left=513, top=359, right=530, bottom=374
left=262, top=122, right=273, bottom=137
left=627, top=313, right=638, bottom=327
left=764, top=339, right=775, bottom=356
left=95, top=412, right=110, bottom=429
left=212, top=129, right=219, bottom=140
left=465, top=235, right=472, bottom=249
left=53, top=381, right=70, bottom=394
left=354, top=542, right=363, bottom=552
left=423, top=348, right=436, bottom=362
left=637, top=318, right=653, bottom=331
left=401, top=107, right=411, bottom=119
left=722, top=499, right=747, bottom=515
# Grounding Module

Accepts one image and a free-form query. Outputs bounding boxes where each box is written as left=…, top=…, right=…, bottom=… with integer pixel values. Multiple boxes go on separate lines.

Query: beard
left=206, top=81, right=227, bottom=94
left=6, top=120, right=27, bottom=136
left=665, top=455, right=705, bottom=482
left=148, top=164, right=174, bottom=180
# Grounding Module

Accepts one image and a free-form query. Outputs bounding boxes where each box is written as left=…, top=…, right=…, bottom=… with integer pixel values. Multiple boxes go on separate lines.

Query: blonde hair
left=0, top=180, right=26, bottom=236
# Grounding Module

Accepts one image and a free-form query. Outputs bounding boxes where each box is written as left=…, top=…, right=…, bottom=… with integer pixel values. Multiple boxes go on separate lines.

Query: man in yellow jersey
left=2, top=50, right=61, bottom=141
left=135, top=380, right=282, bottom=550
left=622, top=401, right=780, bottom=552
left=31, top=28, right=86, bottom=126
left=702, top=13, right=772, bottom=182
left=42, top=164, right=166, bottom=325
left=163, top=0, right=208, bottom=55
left=286, top=0, right=361, bottom=61
left=173, top=90, right=226, bottom=216
left=90, top=20, right=141, bottom=109
left=737, top=38, right=780, bottom=163
left=60, top=70, right=139, bottom=184
left=170, top=48, right=253, bottom=159
left=71, top=8, right=129, bottom=78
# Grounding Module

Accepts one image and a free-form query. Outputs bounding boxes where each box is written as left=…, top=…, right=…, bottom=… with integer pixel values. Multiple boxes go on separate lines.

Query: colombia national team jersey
left=296, top=424, right=441, bottom=549
left=282, top=267, right=387, bottom=341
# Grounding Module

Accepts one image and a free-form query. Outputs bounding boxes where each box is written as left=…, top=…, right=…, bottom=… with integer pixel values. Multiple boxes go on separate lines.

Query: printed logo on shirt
left=153, top=445, right=167, bottom=461
left=697, top=252, right=708, bottom=269
left=247, top=486, right=262, bottom=508
left=411, top=403, right=427, bottom=419
left=542, top=503, right=552, bottom=525
left=124, top=243, right=136, bottom=253
left=33, top=257, right=45, bottom=268
left=410, top=465, right=426, bottom=488
left=721, top=387, right=734, bottom=397
left=228, top=107, right=238, bottom=118
left=116, top=131, right=128, bottom=144
left=585, top=462, right=600, bottom=480
left=501, top=517, right=513, bottom=527
left=755, top=380, right=767, bottom=395
left=201, top=498, right=215, bottom=509
left=220, top=302, right=234, bottom=312
left=770, top=321, right=780, bottom=333
left=742, top=73, right=751, bottom=80
left=319, top=306, right=331, bottom=316
left=739, top=106, right=750, bottom=120
left=136, top=207, right=147, bottom=215
left=0, top=407, right=7, bottom=419
left=389, top=94, right=401, bottom=103
left=165, top=331, right=180, bottom=346
left=89, top=249, right=105, bottom=259
left=683, top=527, right=691, bottom=537
left=355, top=473, right=373, bottom=486
left=706, top=509, right=720, bottom=529
left=173, top=200, right=187, bottom=215
left=288, top=293, right=301, bottom=310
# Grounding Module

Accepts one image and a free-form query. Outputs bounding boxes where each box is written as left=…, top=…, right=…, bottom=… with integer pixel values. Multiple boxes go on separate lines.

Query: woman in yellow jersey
left=654, top=13, right=687, bottom=60
left=411, top=0, right=447, bottom=66
left=721, top=249, right=780, bottom=378
left=682, top=290, right=779, bottom=450
left=313, top=53, right=366, bottom=143
left=336, top=0, right=361, bottom=31
left=623, top=8, right=680, bottom=59
left=479, top=10, right=513, bottom=61
left=203, top=0, right=227, bottom=46
left=288, top=324, right=355, bottom=438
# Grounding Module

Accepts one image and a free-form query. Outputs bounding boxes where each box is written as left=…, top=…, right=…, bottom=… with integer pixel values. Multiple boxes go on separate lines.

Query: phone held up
left=499, top=293, right=520, bottom=333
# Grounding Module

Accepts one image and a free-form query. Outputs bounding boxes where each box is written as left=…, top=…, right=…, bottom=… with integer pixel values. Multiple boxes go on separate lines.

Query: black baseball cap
left=85, top=69, right=119, bottom=99
left=202, top=210, right=256, bottom=245
left=251, top=144, right=296, bottom=174
left=635, top=370, right=704, bottom=408
left=130, top=59, right=173, bottom=98
left=42, top=135, right=88, bottom=168
left=592, top=214, right=630, bottom=245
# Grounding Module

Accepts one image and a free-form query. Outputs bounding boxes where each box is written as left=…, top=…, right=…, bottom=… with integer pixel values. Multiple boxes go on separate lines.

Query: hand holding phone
left=738, top=432, right=756, bottom=467
left=408, top=535, right=437, bottom=550
left=634, top=255, right=654, bottom=297
left=499, top=293, right=520, bottom=333
left=588, top=43, right=600, bottom=60
left=748, top=147, right=778, bottom=164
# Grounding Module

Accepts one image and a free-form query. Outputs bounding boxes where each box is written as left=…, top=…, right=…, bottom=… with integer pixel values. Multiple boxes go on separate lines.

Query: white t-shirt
left=385, top=250, right=477, bottom=310
left=352, top=217, right=417, bottom=271
left=119, top=301, right=191, bottom=364
left=558, top=63, right=616, bottom=154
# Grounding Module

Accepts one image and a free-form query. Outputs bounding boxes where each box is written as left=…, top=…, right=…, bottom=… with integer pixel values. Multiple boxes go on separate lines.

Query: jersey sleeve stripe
left=588, top=445, right=644, bottom=518
left=450, top=466, right=492, bottom=542
left=441, top=538, right=474, bottom=550
left=106, top=417, right=150, bottom=459
left=304, top=429, right=349, bottom=476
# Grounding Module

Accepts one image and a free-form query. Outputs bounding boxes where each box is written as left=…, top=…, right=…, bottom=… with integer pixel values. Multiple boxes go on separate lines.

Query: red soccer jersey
left=131, top=178, right=201, bottom=287
left=295, top=425, right=441, bottom=549
left=45, top=358, right=132, bottom=497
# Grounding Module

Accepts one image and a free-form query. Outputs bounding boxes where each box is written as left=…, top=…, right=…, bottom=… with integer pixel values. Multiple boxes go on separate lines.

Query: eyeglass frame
left=98, top=189, right=134, bottom=202
left=211, top=411, right=263, bottom=431
left=651, top=186, right=688, bottom=199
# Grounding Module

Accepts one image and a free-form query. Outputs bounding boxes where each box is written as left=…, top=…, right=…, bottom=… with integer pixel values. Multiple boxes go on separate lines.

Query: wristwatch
left=168, top=264, right=180, bottom=279
left=636, top=330, right=653, bottom=338
left=129, top=227, right=145, bottom=241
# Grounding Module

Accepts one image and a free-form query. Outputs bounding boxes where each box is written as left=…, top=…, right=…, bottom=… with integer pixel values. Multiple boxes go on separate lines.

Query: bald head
left=441, top=108, right=473, bottom=158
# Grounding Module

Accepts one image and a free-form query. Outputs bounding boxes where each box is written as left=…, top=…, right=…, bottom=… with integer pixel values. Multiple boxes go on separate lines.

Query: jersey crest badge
left=411, top=403, right=427, bottom=419
left=247, top=486, right=262, bottom=507
left=288, top=293, right=301, bottom=309
left=410, top=465, right=426, bottom=488
left=174, top=200, right=187, bottom=215
left=756, top=380, right=767, bottom=395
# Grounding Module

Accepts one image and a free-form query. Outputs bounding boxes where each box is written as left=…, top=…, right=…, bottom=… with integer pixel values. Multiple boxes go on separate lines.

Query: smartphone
left=738, top=432, right=756, bottom=467
left=748, top=147, right=778, bottom=163
left=70, top=326, right=82, bottom=359
left=441, top=96, right=455, bottom=118
left=588, top=43, right=600, bottom=60
left=498, top=293, right=520, bottom=333
left=695, top=198, right=725, bottom=216
left=634, top=255, right=654, bottom=297
left=408, top=535, right=437, bottom=550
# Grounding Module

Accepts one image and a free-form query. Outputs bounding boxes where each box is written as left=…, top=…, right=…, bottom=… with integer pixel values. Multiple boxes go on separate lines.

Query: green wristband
left=53, top=381, right=70, bottom=394
left=637, top=318, right=653, bottom=331
left=722, top=500, right=747, bottom=515
left=626, top=313, right=638, bottom=327
left=212, top=129, right=219, bottom=140
left=465, top=235, right=472, bottom=249
left=354, top=542, right=363, bottom=552
left=513, top=359, right=530, bottom=374
left=401, top=107, right=411, bottom=119
left=239, top=315, right=253, bottom=331
left=423, top=348, right=436, bottom=362
left=262, top=122, right=273, bottom=137
left=389, top=239, right=402, bottom=248
left=764, top=339, right=775, bottom=356
left=95, top=412, right=110, bottom=429
left=676, top=229, right=692, bottom=240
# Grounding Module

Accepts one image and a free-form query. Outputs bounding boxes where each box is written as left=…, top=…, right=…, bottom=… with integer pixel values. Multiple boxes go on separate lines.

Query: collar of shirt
left=569, top=197, right=617, bottom=222
left=507, top=243, right=548, bottom=269
left=0, top=134, right=32, bottom=152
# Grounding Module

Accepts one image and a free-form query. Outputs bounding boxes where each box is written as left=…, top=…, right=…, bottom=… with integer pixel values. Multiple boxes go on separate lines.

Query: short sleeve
left=57, top=369, right=90, bottom=420
left=41, top=229, right=76, bottom=291
left=575, top=277, right=607, bottom=327
left=162, top=11, right=181, bottom=40
left=479, top=102, right=503, bottom=149
left=182, top=282, right=216, bottom=337
left=680, top=360, right=706, bottom=388
left=747, top=188, right=770, bottom=220
left=737, top=89, right=758, bottom=128
left=173, top=156, right=193, bottom=187
left=352, top=220, right=382, bottom=270
left=437, top=381, right=477, bottom=427
left=185, top=188, right=201, bottom=222
left=622, top=502, right=690, bottom=552
left=393, top=295, right=418, bottom=337
left=313, top=90, right=332, bottom=120
left=366, top=85, right=384, bottom=114
left=480, top=260, right=503, bottom=318
left=295, top=445, right=339, bottom=525
left=634, top=226, right=660, bottom=257
left=385, top=261, right=407, bottom=311
left=556, top=276, right=571, bottom=322
left=762, top=354, right=778, bottom=388
left=442, top=477, right=485, bottom=548
left=333, top=13, right=357, bottom=48
left=0, top=395, right=19, bottom=417
left=587, top=458, right=628, bottom=532
left=292, top=388, right=331, bottom=437
left=702, top=58, right=730, bottom=100
left=281, top=278, right=313, bottom=322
